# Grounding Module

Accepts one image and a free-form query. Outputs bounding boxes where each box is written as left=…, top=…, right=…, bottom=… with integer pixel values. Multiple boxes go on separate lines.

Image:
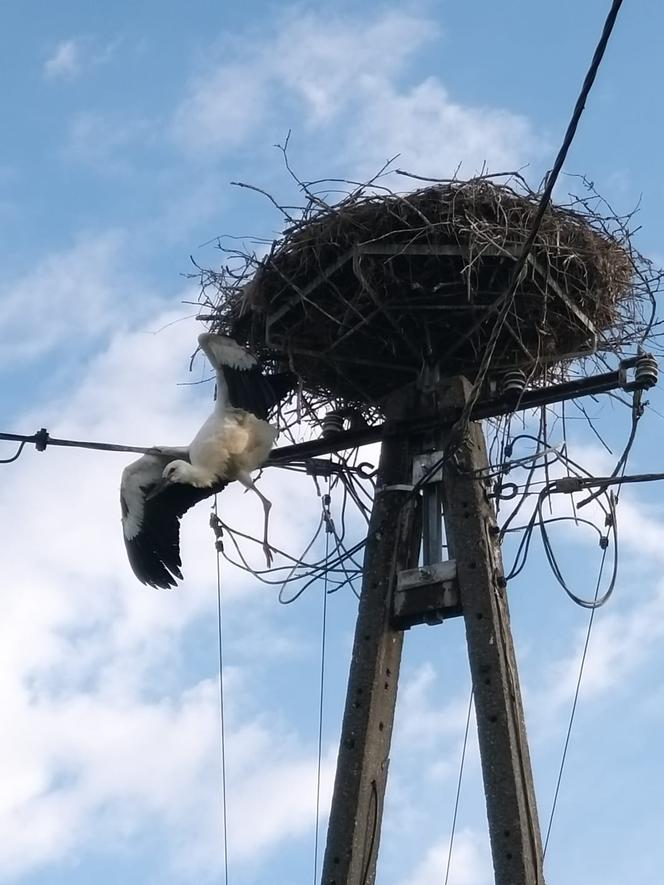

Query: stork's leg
left=236, top=470, right=273, bottom=568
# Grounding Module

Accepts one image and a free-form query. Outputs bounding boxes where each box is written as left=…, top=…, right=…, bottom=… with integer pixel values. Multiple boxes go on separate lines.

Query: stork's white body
left=120, top=333, right=294, bottom=588
left=185, top=408, right=277, bottom=488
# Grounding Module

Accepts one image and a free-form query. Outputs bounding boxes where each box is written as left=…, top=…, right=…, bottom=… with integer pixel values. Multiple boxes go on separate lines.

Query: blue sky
left=1, top=2, right=664, bottom=883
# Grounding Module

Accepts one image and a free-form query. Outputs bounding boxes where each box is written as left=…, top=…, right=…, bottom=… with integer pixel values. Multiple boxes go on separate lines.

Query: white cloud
left=66, top=112, right=153, bottom=171
left=348, top=77, right=537, bottom=179
left=0, top=307, right=329, bottom=879
left=614, top=495, right=664, bottom=563
left=0, top=231, right=156, bottom=366
left=511, top=442, right=664, bottom=724
left=540, top=579, right=664, bottom=713
left=44, top=39, right=83, bottom=80
left=395, top=663, right=472, bottom=751
left=172, top=7, right=538, bottom=176
left=44, top=36, right=118, bottom=82
left=172, top=62, right=268, bottom=155
left=268, top=10, right=437, bottom=124
left=398, top=829, right=491, bottom=885
left=0, top=676, right=335, bottom=879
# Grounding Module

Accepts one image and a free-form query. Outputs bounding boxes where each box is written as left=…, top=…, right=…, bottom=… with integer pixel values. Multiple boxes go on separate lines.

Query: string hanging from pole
left=543, top=542, right=608, bottom=859
left=443, top=687, right=474, bottom=885
left=210, top=497, right=230, bottom=885
left=312, top=479, right=332, bottom=885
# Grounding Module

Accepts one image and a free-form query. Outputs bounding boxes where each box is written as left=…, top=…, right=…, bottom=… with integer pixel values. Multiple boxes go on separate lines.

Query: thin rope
left=443, top=688, right=474, bottom=885
left=542, top=543, right=608, bottom=857
left=213, top=495, right=230, bottom=885
left=313, top=484, right=331, bottom=884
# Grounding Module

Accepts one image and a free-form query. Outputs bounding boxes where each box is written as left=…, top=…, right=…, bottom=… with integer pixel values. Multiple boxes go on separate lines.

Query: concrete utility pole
left=321, top=397, right=422, bottom=885
left=441, top=378, right=544, bottom=885
left=322, top=377, right=544, bottom=885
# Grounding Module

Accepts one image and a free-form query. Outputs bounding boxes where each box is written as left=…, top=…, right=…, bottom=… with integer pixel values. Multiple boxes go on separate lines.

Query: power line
left=211, top=499, right=230, bottom=885
left=543, top=544, right=608, bottom=857
left=0, top=352, right=654, bottom=470
left=313, top=486, right=331, bottom=885
left=538, top=488, right=618, bottom=609
left=552, top=470, right=664, bottom=493
left=443, top=688, right=474, bottom=885
left=577, top=388, right=643, bottom=509
left=460, top=0, right=626, bottom=421
left=0, top=427, right=153, bottom=456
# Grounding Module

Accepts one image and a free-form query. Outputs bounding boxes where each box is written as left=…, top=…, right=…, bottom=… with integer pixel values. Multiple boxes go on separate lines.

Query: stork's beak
left=146, top=477, right=172, bottom=500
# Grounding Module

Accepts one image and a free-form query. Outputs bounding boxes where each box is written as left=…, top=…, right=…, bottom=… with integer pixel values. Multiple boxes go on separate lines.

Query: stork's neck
left=213, top=369, right=229, bottom=416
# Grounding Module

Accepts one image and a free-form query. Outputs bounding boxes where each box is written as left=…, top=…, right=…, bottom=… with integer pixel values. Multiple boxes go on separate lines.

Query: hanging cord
left=543, top=542, right=608, bottom=857
left=443, top=688, right=474, bottom=885
left=201, top=461, right=366, bottom=603
left=539, top=489, right=618, bottom=609
left=313, top=483, right=332, bottom=885
left=0, top=440, right=26, bottom=463
left=212, top=514, right=365, bottom=601
left=210, top=499, right=230, bottom=885
left=577, top=388, right=643, bottom=509
left=506, top=479, right=618, bottom=611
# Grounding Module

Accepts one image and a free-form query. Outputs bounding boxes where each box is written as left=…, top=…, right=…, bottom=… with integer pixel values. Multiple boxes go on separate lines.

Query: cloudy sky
left=1, top=1, right=664, bottom=883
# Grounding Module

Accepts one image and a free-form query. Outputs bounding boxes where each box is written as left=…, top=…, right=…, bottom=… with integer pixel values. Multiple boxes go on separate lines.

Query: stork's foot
left=263, top=542, right=274, bottom=569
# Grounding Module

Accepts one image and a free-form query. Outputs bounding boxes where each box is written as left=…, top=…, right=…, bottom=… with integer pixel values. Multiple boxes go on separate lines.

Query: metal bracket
left=412, top=450, right=446, bottom=485
left=393, top=560, right=461, bottom=629
left=620, top=352, right=658, bottom=391
left=413, top=451, right=446, bottom=567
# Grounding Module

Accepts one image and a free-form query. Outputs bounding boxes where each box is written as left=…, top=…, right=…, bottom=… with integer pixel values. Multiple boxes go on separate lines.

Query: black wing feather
left=124, top=479, right=228, bottom=589
left=223, top=367, right=296, bottom=419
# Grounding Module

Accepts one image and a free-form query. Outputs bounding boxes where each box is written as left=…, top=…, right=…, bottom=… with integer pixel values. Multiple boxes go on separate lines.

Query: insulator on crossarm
left=502, top=369, right=527, bottom=398
left=344, top=409, right=366, bottom=431
left=322, top=410, right=345, bottom=438
left=634, top=353, right=658, bottom=389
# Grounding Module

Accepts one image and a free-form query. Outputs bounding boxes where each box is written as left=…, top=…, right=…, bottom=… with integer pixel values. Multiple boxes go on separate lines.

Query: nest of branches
left=198, top=174, right=660, bottom=414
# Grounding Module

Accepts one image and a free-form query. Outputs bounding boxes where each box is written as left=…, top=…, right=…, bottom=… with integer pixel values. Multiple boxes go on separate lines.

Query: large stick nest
left=198, top=176, right=660, bottom=411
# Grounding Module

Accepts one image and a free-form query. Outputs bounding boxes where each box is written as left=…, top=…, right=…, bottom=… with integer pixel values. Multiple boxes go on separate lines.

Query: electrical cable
left=212, top=496, right=230, bottom=885
left=443, top=688, right=474, bottom=885
left=456, top=0, right=625, bottom=425
left=542, top=543, right=608, bottom=857
left=312, top=485, right=331, bottom=885
left=0, top=440, right=26, bottom=464
left=577, top=388, right=642, bottom=508
left=506, top=480, right=618, bottom=609
left=206, top=454, right=371, bottom=603
left=502, top=515, right=604, bottom=538
left=538, top=488, right=618, bottom=608
left=210, top=514, right=364, bottom=589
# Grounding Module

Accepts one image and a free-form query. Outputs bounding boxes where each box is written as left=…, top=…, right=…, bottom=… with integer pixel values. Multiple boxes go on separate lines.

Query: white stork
left=120, top=333, right=295, bottom=589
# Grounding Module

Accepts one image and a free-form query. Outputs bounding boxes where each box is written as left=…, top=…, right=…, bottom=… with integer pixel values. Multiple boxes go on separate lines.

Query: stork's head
left=146, top=459, right=218, bottom=499
left=145, top=459, right=199, bottom=500
left=161, top=459, right=193, bottom=484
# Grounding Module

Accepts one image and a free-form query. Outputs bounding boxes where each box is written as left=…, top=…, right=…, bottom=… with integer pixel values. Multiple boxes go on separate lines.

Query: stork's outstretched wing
left=198, top=332, right=296, bottom=419
left=121, top=450, right=226, bottom=589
